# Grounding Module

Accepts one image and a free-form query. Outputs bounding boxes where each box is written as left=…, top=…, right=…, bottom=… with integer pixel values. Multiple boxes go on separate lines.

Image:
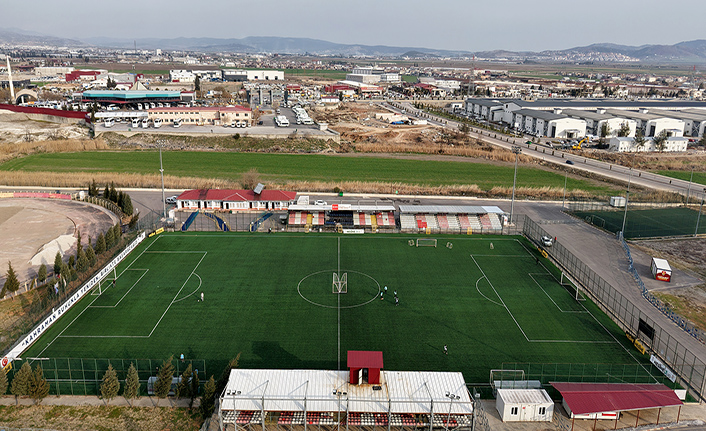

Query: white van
left=104, top=119, right=114, bottom=128
left=173, top=118, right=182, bottom=128
left=142, top=118, right=150, bottom=128
left=153, top=118, right=162, bottom=128
left=132, top=118, right=140, bottom=128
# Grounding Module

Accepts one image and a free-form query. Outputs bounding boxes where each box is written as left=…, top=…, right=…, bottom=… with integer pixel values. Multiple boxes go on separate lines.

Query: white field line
left=172, top=273, right=203, bottom=304
left=337, top=236, right=341, bottom=371
left=474, top=276, right=503, bottom=307
left=470, top=255, right=530, bottom=342
left=147, top=252, right=207, bottom=337
left=90, top=269, right=149, bottom=308
left=32, top=238, right=160, bottom=357
left=527, top=273, right=586, bottom=314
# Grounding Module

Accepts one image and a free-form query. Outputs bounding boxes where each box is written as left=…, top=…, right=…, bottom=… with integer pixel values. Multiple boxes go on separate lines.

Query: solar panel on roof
left=254, top=183, right=265, bottom=194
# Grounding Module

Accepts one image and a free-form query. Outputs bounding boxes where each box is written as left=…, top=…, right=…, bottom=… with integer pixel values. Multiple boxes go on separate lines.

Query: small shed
left=347, top=351, right=383, bottom=385
left=495, top=389, right=553, bottom=422
left=650, top=258, right=672, bottom=282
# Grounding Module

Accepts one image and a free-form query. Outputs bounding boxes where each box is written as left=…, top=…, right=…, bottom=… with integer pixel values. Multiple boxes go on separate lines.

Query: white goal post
left=333, top=272, right=348, bottom=294
left=416, top=238, right=437, bottom=247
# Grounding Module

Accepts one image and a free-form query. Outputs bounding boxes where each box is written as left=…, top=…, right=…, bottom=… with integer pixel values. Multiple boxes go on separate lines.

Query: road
left=382, top=100, right=706, bottom=201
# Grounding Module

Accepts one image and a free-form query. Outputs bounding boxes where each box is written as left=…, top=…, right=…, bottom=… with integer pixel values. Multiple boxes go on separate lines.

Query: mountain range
left=3, top=27, right=706, bottom=64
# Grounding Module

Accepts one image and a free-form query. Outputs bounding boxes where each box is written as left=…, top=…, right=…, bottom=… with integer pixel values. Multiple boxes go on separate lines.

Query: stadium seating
left=424, top=214, right=439, bottom=230
left=400, top=214, right=417, bottom=231
left=437, top=214, right=449, bottom=229
left=488, top=213, right=503, bottom=230
left=469, top=215, right=483, bottom=230
left=479, top=214, right=493, bottom=230
left=446, top=215, right=460, bottom=230
left=458, top=215, right=471, bottom=229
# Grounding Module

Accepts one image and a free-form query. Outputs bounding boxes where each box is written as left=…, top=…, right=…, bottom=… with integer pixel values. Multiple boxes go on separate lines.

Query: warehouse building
left=223, top=69, right=284, bottom=81
left=147, top=105, right=252, bottom=127
left=511, top=109, right=587, bottom=138
left=562, top=108, right=636, bottom=138
left=77, top=90, right=183, bottom=108
left=605, top=109, right=684, bottom=137
left=644, top=109, right=706, bottom=137
left=464, top=99, right=504, bottom=122
left=609, top=136, right=688, bottom=152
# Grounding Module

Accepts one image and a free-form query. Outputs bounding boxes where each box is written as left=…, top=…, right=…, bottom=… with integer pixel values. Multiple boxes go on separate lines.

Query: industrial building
left=644, top=109, right=706, bottom=137
left=562, top=109, right=636, bottom=138
left=77, top=90, right=184, bottom=108
left=176, top=189, right=296, bottom=211
left=609, top=136, right=688, bottom=152
left=345, top=67, right=400, bottom=84
left=510, top=109, right=587, bottom=138
left=147, top=105, right=252, bottom=127
left=223, top=69, right=284, bottom=81
left=605, top=109, right=684, bottom=138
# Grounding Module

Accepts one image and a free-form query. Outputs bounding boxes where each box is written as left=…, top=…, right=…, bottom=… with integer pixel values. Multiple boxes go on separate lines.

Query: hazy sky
left=3, top=0, right=705, bottom=52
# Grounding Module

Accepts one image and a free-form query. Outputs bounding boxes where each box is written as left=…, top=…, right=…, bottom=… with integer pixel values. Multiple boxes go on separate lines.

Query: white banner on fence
left=650, top=354, right=677, bottom=383
left=3, top=231, right=146, bottom=364
left=342, top=229, right=364, bottom=234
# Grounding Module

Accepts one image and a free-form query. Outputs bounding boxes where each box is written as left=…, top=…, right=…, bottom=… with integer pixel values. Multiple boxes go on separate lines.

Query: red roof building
left=347, top=351, right=383, bottom=385
left=551, top=382, right=682, bottom=416
left=176, top=189, right=297, bottom=211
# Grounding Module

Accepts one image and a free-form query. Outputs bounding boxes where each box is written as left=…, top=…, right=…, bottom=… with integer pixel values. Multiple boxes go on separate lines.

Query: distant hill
left=3, top=27, right=706, bottom=64
left=0, top=28, right=86, bottom=47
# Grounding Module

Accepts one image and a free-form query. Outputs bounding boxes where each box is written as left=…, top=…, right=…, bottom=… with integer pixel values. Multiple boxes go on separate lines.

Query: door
left=358, top=369, right=363, bottom=385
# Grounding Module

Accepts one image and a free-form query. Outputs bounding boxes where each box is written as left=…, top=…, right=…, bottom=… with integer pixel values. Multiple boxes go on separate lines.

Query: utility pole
left=158, top=140, right=166, bottom=219
left=695, top=189, right=706, bottom=237
left=621, top=168, right=633, bottom=238
left=562, top=169, right=569, bottom=209
left=510, top=146, right=522, bottom=224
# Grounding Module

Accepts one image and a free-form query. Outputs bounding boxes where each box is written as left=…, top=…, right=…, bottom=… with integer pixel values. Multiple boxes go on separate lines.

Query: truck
left=275, top=115, right=290, bottom=127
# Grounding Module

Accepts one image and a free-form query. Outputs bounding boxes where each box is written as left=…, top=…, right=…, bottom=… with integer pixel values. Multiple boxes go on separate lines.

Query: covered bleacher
left=219, top=369, right=474, bottom=431
left=287, top=202, right=396, bottom=232
left=399, top=206, right=506, bottom=234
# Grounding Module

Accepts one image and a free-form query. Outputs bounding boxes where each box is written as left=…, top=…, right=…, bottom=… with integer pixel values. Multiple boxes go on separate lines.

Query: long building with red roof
left=176, top=189, right=296, bottom=211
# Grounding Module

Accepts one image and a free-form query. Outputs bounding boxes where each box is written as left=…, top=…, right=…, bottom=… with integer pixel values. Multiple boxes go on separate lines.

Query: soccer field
left=573, top=207, right=706, bottom=239
left=21, top=232, right=660, bottom=391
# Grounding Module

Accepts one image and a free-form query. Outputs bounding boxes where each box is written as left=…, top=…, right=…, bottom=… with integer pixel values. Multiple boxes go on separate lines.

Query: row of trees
left=88, top=180, right=134, bottom=216
left=0, top=357, right=219, bottom=418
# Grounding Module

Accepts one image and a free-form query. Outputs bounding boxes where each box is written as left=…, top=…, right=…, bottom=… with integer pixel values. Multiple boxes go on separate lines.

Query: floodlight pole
left=686, top=166, right=694, bottom=206
left=444, top=393, right=460, bottom=431
left=620, top=168, right=632, bottom=238
left=509, top=146, right=522, bottom=224
left=695, top=190, right=706, bottom=237
left=158, top=140, right=166, bottom=219
left=562, top=169, right=569, bottom=209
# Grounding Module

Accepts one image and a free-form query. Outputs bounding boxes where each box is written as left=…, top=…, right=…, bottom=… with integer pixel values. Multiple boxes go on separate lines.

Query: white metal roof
left=496, top=389, right=552, bottom=405
left=222, top=369, right=473, bottom=415
left=398, top=205, right=504, bottom=215
left=651, top=257, right=671, bottom=271
left=288, top=204, right=396, bottom=212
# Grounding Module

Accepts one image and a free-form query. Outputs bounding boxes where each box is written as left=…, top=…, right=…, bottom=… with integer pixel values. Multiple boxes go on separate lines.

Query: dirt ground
left=632, top=237, right=706, bottom=331
left=0, top=113, right=89, bottom=144
left=0, top=198, right=119, bottom=298
left=0, top=404, right=201, bottom=431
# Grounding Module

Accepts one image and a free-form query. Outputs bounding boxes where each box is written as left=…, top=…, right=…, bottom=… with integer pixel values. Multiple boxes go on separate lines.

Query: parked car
left=165, top=195, right=178, bottom=204
left=566, top=160, right=574, bottom=165
left=541, top=235, right=553, bottom=247
left=314, top=200, right=327, bottom=206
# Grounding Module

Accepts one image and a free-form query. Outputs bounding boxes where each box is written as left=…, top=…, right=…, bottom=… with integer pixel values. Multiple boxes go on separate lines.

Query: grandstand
left=399, top=205, right=506, bottom=234
left=219, top=366, right=473, bottom=431
left=287, top=202, right=396, bottom=232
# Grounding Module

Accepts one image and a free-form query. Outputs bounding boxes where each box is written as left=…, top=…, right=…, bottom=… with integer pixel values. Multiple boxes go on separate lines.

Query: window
left=511, top=407, right=518, bottom=415
left=539, top=407, right=546, bottom=415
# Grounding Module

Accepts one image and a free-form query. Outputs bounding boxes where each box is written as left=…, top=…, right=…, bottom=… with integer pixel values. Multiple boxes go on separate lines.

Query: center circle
left=297, top=269, right=381, bottom=309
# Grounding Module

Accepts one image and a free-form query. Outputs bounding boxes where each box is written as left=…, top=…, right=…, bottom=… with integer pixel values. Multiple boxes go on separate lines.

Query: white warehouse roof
left=222, top=369, right=473, bottom=415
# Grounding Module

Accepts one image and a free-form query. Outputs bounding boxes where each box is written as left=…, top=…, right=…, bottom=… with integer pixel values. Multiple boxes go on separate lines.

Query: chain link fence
left=523, top=217, right=706, bottom=402
left=9, top=357, right=207, bottom=396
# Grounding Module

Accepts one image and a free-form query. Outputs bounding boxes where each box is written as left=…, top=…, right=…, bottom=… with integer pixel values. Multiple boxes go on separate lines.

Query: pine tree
left=154, top=356, right=174, bottom=399
left=100, top=364, right=120, bottom=405
left=11, top=362, right=32, bottom=398
left=123, top=363, right=140, bottom=405
left=54, top=251, right=62, bottom=275
left=76, top=246, right=88, bottom=273
left=86, top=243, right=96, bottom=268
left=122, top=193, right=134, bottom=216
left=117, top=191, right=124, bottom=211
left=29, top=365, right=50, bottom=405
left=68, top=255, right=75, bottom=269
left=216, top=353, right=240, bottom=399
left=2, top=261, right=20, bottom=299
left=60, top=262, right=71, bottom=285
left=38, top=264, right=47, bottom=283
left=109, top=182, right=118, bottom=203
left=189, top=367, right=200, bottom=408
left=200, top=376, right=216, bottom=419
left=0, top=363, right=8, bottom=395
left=176, top=364, right=192, bottom=399
left=114, top=223, right=122, bottom=240
left=96, top=233, right=106, bottom=255
left=103, top=183, right=110, bottom=199
left=105, top=228, right=115, bottom=250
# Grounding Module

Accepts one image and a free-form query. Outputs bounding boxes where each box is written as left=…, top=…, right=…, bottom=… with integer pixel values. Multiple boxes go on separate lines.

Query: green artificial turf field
left=18, top=232, right=661, bottom=394
left=573, top=207, right=706, bottom=239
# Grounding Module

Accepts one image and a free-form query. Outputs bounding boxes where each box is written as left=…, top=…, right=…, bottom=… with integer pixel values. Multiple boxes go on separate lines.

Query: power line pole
left=158, top=140, right=166, bottom=219
left=510, top=146, right=522, bottom=224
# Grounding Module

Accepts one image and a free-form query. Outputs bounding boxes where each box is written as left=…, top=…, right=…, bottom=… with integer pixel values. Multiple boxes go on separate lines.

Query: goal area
left=416, top=238, right=437, bottom=247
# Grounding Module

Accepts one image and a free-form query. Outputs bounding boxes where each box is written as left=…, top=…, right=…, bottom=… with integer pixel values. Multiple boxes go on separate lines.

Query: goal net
left=333, top=272, right=348, bottom=294
left=416, top=238, right=437, bottom=247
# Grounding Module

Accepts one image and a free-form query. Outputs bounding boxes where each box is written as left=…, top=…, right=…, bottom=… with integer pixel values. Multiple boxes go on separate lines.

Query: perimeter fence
left=7, top=357, right=207, bottom=397
left=523, top=216, right=706, bottom=402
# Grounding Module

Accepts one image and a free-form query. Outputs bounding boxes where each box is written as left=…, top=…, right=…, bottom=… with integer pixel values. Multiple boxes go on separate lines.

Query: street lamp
left=686, top=166, right=694, bottom=206
left=695, top=189, right=706, bottom=237
left=620, top=168, right=633, bottom=238
left=158, top=140, right=167, bottom=219
left=509, top=146, right=522, bottom=225
left=562, top=169, right=569, bottom=209
left=444, top=392, right=461, bottom=431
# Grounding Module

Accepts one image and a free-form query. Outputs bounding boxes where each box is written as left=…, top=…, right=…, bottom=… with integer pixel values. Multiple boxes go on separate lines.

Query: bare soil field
left=0, top=404, right=200, bottom=431
left=0, top=113, right=89, bottom=144
left=632, top=237, right=706, bottom=331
